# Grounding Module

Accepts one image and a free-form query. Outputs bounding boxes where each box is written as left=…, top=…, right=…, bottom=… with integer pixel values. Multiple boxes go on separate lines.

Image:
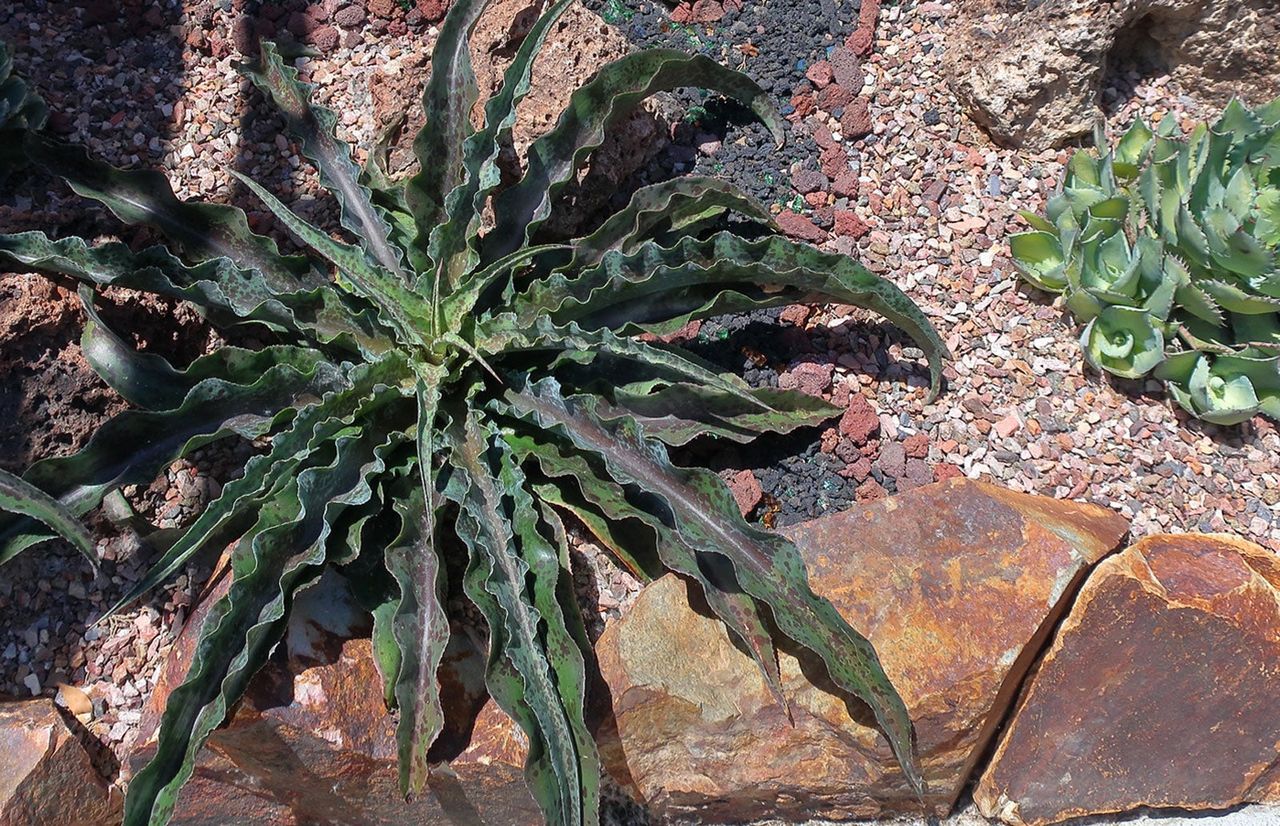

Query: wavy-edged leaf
left=501, top=232, right=948, bottom=399
left=244, top=42, right=409, bottom=280
left=232, top=171, right=431, bottom=344
left=386, top=365, right=449, bottom=797
left=504, top=442, right=601, bottom=822
left=0, top=357, right=345, bottom=563
left=445, top=414, right=594, bottom=826
left=123, top=419, right=398, bottom=826
left=526, top=480, right=655, bottom=580
left=24, top=134, right=315, bottom=290
left=564, top=177, right=775, bottom=274
left=424, top=0, right=577, bottom=304
left=507, top=427, right=785, bottom=714
left=405, top=0, right=489, bottom=245
left=80, top=287, right=337, bottom=413
left=0, top=468, right=96, bottom=567
left=0, top=231, right=388, bottom=352
left=485, top=49, right=785, bottom=262
left=385, top=484, right=449, bottom=797
left=603, top=381, right=842, bottom=446
left=504, top=379, right=920, bottom=795
left=104, top=356, right=411, bottom=618
left=440, top=243, right=571, bottom=333
left=483, top=315, right=771, bottom=412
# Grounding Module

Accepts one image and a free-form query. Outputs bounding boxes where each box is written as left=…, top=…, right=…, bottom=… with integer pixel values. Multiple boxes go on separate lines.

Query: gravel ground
left=0, top=0, right=1277, bottom=813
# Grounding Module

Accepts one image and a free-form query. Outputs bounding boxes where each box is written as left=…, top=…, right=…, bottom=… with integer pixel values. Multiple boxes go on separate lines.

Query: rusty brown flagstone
left=0, top=699, right=120, bottom=826
left=594, top=477, right=1129, bottom=822
left=975, top=533, right=1280, bottom=826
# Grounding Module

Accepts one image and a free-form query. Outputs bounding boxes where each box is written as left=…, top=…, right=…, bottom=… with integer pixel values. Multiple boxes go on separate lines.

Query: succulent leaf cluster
left=1010, top=97, right=1280, bottom=424
left=0, top=5, right=947, bottom=824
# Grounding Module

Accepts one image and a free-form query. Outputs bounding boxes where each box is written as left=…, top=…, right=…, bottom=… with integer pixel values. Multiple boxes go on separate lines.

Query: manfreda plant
left=0, top=3, right=947, bottom=822
left=1009, top=97, right=1280, bottom=425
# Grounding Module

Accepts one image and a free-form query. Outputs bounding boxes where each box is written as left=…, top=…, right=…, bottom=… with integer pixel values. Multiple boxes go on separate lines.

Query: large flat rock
left=975, top=533, right=1280, bottom=826
left=0, top=699, right=119, bottom=826
left=943, top=0, right=1280, bottom=149
left=594, top=478, right=1130, bottom=821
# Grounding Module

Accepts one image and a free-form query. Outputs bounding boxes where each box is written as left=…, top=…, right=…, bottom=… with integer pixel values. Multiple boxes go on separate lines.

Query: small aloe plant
left=0, top=5, right=946, bottom=823
left=1010, top=97, right=1280, bottom=425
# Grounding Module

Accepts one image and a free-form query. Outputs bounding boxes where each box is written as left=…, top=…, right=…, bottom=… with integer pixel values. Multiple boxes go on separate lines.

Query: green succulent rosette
left=1081, top=304, right=1165, bottom=378
left=1010, top=96, right=1280, bottom=424
left=1156, top=349, right=1280, bottom=425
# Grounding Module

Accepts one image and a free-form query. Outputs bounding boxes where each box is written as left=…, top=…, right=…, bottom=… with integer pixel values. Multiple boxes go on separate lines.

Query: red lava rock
left=417, top=0, right=450, bottom=21
left=820, top=428, right=840, bottom=454
left=334, top=4, right=366, bottom=27
left=287, top=10, right=314, bottom=38
left=812, top=123, right=837, bottom=149
left=776, top=210, right=826, bottom=242
left=834, top=209, right=871, bottom=239
left=841, top=456, right=873, bottom=482
left=690, top=0, right=725, bottom=22
left=656, top=319, right=701, bottom=344
left=231, top=16, right=256, bottom=54
left=904, top=432, right=930, bottom=458
left=805, top=193, right=830, bottom=211
left=805, top=60, right=834, bottom=88
left=855, top=478, right=887, bottom=502
left=790, top=93, right=816, bottom=120
left=899, top=459, right=935, bottom=491
left=727, top=470, right=763, bottom=517
left=779, top=361, right=834, bottom=397
left=778, top=304, right=812, bottom=326
left=819, top=82, right=855, bottom=112
left=840, top=97, right=873, bottom=139
left=311, top=24, right=339, bottom=51
left=828, top=45, right=862, bottom=89
left=831, top=380, right=851, bottom=408
left=839, top=394, right=880, bottom=444
left=877, top=441, right=907, bottom=479
left=835, top=437, right=862, bottom=464
left=820, top=144, right=849, bottom=178
left=831, top=170, right=859, bottom=198
left=791, top=167, right=828, bottom=194
left=857, top=0, right=881, bottom=31
left=670, top=2, right=693, bottom=23
left=846, top=26, right=873, bottom=56
left=935, top=462, right=965, bottom=481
